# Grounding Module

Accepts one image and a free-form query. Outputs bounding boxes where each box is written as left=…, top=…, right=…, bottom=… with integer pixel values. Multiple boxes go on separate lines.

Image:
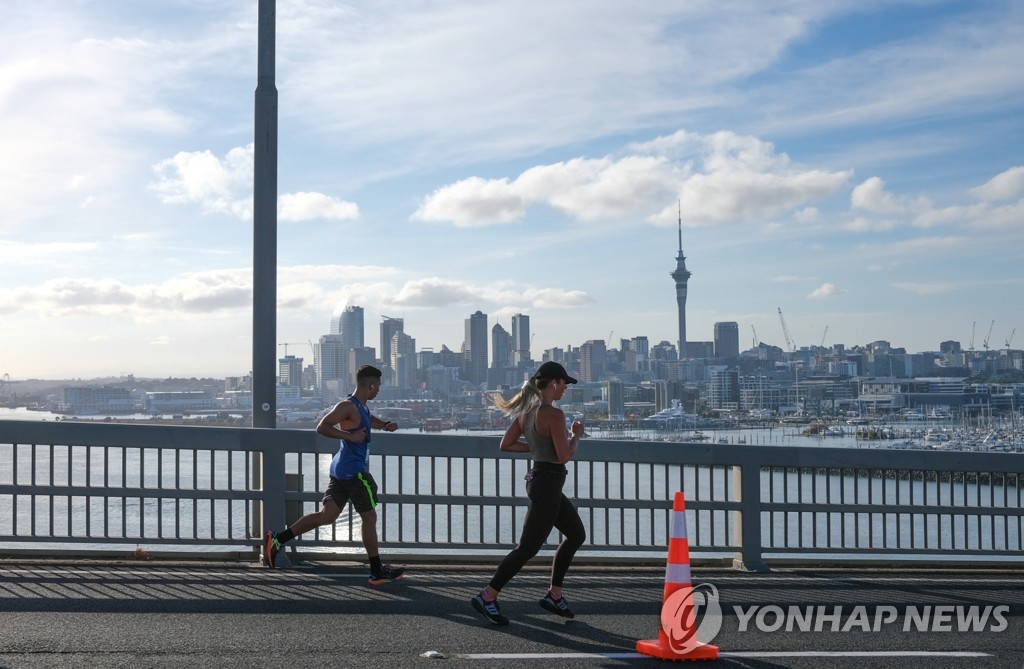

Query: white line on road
left=454, top=651, right=992, bottom=660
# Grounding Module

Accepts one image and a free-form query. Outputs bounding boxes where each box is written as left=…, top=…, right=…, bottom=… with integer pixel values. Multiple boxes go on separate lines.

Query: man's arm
left=316, top=401, right=366, bottom=442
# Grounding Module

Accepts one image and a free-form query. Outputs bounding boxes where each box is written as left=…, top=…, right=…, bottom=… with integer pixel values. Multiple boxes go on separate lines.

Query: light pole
left=253, top=0, right=278, bottom=430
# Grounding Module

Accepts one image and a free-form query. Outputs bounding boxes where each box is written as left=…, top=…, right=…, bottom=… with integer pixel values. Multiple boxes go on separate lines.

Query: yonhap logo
left=660, top=583, right=724, bottom=653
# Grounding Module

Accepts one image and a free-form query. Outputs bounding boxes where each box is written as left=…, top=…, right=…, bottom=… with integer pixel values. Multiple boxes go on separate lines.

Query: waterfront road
left=0, top=561, right=1022, bottom=669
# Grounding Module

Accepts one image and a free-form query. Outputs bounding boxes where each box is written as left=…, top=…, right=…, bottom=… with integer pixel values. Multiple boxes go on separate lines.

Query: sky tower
left=671, top=203, right=691, bottom=358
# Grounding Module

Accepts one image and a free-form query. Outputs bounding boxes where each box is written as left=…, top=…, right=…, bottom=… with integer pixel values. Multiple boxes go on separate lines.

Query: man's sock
left=277, top=528, right=295, bottom=544
left=369, top=555, right=382, bottom=575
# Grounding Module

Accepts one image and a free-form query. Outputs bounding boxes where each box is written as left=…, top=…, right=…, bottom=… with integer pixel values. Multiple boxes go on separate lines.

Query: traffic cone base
left=636, top=638, right=719, bottom=661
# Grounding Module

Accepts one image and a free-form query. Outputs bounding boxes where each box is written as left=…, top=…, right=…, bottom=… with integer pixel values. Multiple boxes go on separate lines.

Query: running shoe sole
left=471, top=595, right=509, bottom=626
left=539, top=596, right=575, bottom=619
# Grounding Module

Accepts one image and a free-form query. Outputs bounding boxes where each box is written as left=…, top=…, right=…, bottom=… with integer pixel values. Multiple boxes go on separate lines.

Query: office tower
left=606, top=379, right=625, bottom=420
left=348, top=346, right=376, bottom=386
left=714, top=322, right=740, bottom=359
left=379, top=316, right=404, bottom=382
left=391, top=331, right=416, bottom=388
left=491, top=323, right=511, bottom=369
left=315, top=334, right=345, bottom=398
left=579, top=339, right=607, bottom=383
left=464, top=310, right=489, bottom=385
left=671, top=204, right=692, bottom=358
left=511, top=313, right=531, bottom=364
left=278, top=355, right=303, bottom=388
left=339, top=306, right=364, bottom=348
left=625, top=336, right=650, bottom=372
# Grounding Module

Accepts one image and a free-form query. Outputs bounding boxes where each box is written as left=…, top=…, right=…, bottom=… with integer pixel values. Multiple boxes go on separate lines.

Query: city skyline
left=2, top=2, right=1022, bottom=380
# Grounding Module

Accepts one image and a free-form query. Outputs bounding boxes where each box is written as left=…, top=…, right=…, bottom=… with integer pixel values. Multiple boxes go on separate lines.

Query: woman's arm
left=499, top=415, right=530, bottom=452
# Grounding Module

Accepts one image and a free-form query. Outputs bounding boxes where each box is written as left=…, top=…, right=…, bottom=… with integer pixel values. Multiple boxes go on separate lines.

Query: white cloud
left=389, top=277, right=593, bottom=310
left=970, top=166, right=1024, bottom=202
left=415, top=130, right=850, bottom=228
left=413, top=177, right=526, bottom=227
left=808, top=283, right=842, bottom=300
left=279, top=192, right=359, bottom=222
left=150, top=145, right=254, bottom=219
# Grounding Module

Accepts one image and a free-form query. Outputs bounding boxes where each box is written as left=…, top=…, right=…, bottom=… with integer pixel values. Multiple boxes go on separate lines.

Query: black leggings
left=488, top=467, right=586, bottom=592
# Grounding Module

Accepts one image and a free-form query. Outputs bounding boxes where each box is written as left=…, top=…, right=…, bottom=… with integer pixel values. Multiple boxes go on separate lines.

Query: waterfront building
left=145, top=391, right=218, bottom=414
left=61, top=386, right=136, bottom=415
left=708, top=368, right=740, bottom=410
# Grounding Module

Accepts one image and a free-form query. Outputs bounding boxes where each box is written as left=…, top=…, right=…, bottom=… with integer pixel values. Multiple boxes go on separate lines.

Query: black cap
left=533, top=361, right=577, bottom=384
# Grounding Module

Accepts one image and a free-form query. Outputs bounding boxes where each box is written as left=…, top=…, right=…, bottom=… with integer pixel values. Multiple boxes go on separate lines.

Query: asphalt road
left=0, top=561, right=1022, bottom=669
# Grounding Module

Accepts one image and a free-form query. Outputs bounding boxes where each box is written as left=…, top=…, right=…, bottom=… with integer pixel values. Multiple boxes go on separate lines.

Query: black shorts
left=323, top=473, right=379, bottom=514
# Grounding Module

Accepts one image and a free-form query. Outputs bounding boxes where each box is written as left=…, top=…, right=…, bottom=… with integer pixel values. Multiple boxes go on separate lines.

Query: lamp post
left=253, top=0, right=278, bottom=430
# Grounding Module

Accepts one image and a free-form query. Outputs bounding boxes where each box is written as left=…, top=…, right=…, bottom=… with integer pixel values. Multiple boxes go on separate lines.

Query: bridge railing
left=1, top=420, right=1022, bottom=569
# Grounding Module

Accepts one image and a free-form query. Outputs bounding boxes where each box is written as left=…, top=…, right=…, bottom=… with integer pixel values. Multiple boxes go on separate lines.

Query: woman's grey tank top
left=523, top=410, right=560, bottom=463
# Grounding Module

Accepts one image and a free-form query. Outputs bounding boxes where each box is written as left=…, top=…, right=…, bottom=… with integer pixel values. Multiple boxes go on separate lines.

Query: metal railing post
left=732, top=460, right=769, bottom=572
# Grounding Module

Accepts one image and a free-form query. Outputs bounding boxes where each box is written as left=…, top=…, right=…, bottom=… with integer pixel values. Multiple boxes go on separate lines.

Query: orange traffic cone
left=636, top=491, right=720, bottom=661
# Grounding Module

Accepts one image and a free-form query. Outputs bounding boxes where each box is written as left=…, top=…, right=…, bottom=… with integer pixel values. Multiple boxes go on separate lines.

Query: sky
left=2, top=0, right=1023, bottom=380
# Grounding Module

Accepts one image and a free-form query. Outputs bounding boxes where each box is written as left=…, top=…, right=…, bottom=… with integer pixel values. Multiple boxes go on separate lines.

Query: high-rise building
left=714, top=322, right=740, bottom=359
left=511, top=313, right=531, bottom=364
left=339, top=306, right=364, bottom=349
left=318, top=305, right=363, bottom=398
left=379, top=316, right=404, bottom=383
left=315, top=334, right=345, bottom=398
left=347, top=347, right=376, bottom=386
left=606, top=379, right=625, bottom=420
left=579, top=339, right=607, bottom=383
left=464, top=310, right=489, bottom=385
left=670, top=204, right=692, bottom=358
left=278, top=355, right=303, bottom=388
left=491, top=323, right=511, bottom=369
left=391, top=331, right=416, bottom=388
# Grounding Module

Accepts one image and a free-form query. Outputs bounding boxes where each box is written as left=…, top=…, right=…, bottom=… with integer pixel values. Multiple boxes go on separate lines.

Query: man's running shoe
left=368, top=564, right=405, bottom=585
left=539, top=592, right=575, bottom=619
left=471, top=593, right=510, bottom=626
left=263, top=530, right=280, bottom=569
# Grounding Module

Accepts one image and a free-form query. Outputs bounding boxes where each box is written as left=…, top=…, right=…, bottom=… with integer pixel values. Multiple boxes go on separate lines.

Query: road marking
left=455, top=651, right=992, bottom=660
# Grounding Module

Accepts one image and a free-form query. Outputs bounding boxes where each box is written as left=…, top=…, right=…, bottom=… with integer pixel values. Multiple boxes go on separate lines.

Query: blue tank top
left=329, top=395, right=372, bottom=480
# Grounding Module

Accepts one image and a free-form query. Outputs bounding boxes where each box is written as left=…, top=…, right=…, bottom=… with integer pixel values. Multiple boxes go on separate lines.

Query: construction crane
left=777, top=308, right=796, bottom=354
left=777, top=308, right=801, bottom=413
left=969, top=321, right=976, bottom=352
left=1006, top=328, right=1016, bottom=349
left=751, top=325, right=759, bottom=348
left=982, top=320, right=995, bottom=351
left=277, top=342, right=312, bottom=356
left=608, top=330, right=614, bottom=345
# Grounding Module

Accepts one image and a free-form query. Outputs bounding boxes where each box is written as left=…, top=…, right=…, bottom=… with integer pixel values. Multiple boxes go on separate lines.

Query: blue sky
left=2, top=0, right=1022, bottom=379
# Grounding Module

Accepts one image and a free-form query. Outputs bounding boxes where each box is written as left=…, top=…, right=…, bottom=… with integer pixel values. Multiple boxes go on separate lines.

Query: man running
left=263, top=365, right=405, bottom=584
